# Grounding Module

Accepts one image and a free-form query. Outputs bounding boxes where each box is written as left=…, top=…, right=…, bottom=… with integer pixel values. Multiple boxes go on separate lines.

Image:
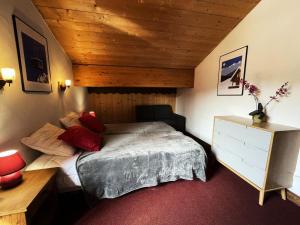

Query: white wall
left=0, top=0, right=87, bottom=162
left=176, top=0, right=300, bottom=195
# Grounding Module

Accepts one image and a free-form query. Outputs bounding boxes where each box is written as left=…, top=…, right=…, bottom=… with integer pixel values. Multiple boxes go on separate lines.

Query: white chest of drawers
left=212, top=116, right=300, bottom=206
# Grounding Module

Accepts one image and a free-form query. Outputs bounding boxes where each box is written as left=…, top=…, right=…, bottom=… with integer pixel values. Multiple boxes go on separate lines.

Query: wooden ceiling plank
left=33, top=0, right=257, bottom=19
left=73, top=61, right=198, bottom=69
left=201, top=0, right=260, bottom=7
left=68, top=56, right=206, bottom=69
left=55, top=37, right=216, bottom=54
left=69, top=52, right=202, bottom=65
left=71, top=58, right=200, bottom=69
left=50, top=27, right=223, bottom=48
left=141, top=0, right=259, bottom=17
left=59, top=43, right=212, bottom=58
left=37, top=6, right=239, bottom=31
left=71, top=58, right=202, bottom=67
left=64, top=45, right=209, bottom=59
left=57, top=38, right=215, bottom=53
left=66, top=48, right=211, bottom=68
left=45, top=19, right=227, bottom=43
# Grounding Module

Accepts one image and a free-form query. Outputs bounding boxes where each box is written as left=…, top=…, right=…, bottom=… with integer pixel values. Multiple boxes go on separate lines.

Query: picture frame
left=12, top=15, right=52, bottom=93
left=217, top=46, right=248, bottom=96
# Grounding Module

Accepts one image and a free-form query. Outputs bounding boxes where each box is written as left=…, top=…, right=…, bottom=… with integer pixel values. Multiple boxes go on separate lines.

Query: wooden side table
left=0, top=168, right=58, bottom=225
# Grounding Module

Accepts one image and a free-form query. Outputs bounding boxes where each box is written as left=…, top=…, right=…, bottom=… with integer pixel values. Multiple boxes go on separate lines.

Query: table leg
left=281, top=189, right=287, bottom=200
left=259, top=191, right=265, bottom=206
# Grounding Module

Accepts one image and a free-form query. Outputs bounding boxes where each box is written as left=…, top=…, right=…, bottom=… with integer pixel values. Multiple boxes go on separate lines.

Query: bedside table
left=0, top=168, right=58, bottom=225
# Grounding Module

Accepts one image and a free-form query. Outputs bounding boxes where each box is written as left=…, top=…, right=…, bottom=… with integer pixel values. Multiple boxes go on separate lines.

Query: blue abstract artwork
left=21, top=32, right=49, bottom=83
left=217, top=46, right=248, bottom=96
left=220, top=56, right=242, bottom=83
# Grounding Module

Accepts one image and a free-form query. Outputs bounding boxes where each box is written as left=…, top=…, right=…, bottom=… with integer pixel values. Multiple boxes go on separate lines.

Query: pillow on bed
left=21, top=123, right=76, bottom=157
left=58, top=126, right=102, bottom=152
left=59, top=112, right=81, bottom=128
left=79, top=112, right=105, bottom=133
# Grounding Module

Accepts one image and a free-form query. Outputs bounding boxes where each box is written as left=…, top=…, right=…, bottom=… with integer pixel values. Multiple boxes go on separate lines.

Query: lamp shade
left=65, top=79, right=72, bottom=87
left=89, top=111, right=96, bottom=117
left=0, top=150, right=26, bottom=176
left=1, top=68, right=15, bottom=81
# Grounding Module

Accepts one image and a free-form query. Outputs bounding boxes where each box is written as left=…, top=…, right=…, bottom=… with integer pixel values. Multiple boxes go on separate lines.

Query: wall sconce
left=59, top=80, right=72, bottom=92
left=0, top=68, right=15, bottom=89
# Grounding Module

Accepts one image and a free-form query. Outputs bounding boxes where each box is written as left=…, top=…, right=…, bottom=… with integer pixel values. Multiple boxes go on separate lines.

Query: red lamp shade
left=0, top=150, right=26, bottom=189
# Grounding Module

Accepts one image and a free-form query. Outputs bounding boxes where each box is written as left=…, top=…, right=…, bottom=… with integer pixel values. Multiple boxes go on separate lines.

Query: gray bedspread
left=76, top=131, right=207, bottom=199
left=104, top=121, right=175, bottom=134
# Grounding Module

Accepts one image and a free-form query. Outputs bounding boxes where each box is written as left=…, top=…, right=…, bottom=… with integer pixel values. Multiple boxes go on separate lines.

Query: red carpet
left=76, top=165, right=300, bottom=225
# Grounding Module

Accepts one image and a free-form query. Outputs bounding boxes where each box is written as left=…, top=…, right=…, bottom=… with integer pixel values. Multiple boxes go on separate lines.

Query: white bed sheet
left=26, top=153, right=81, bottom=192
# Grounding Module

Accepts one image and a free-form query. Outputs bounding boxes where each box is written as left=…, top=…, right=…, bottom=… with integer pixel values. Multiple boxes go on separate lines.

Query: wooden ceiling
left=33, top=0, right=260, bottom=69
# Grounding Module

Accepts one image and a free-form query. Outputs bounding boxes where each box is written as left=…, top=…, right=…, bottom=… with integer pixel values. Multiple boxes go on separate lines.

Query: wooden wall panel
left=88, top=92, right=176, bottom=123
left=73, top=65, right=194, bottom=88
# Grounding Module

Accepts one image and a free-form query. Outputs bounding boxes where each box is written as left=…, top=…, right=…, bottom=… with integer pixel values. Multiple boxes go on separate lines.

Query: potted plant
left=241, top=80, right=289, bottom=124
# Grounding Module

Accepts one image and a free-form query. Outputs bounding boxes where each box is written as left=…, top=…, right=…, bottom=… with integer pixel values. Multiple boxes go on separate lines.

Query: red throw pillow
left=79, top=112, right=106, bottom=133
left=58, top=126, right=102, bottom=152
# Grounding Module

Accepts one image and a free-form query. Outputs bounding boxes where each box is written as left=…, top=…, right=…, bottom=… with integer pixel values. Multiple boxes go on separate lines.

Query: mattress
left=104, top=121, right=175, bottom=134
left=26, top=153, right=81, bottom=192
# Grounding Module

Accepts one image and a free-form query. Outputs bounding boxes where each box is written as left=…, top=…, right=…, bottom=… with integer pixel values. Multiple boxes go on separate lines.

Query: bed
left=26, top=122, right=175, bottom=192
left=26, top=122, right=207, bottom=198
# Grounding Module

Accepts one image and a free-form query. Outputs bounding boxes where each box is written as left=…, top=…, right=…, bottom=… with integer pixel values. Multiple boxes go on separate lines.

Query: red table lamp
left=0, top=150, right=26, bottom=189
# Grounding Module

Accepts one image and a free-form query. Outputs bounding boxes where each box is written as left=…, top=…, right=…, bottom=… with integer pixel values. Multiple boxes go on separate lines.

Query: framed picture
left=217, top=46, right=248, bottom=96
left=12, top=15, right=52, bottom=92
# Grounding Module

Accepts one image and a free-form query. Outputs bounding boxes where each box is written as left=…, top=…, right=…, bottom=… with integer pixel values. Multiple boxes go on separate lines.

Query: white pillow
left=21, top=123, right=75, bottom=157
left=59, top=112, right=81, bottom=128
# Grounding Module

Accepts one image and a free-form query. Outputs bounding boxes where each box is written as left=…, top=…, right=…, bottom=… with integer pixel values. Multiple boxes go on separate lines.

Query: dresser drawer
left=238, top=160, right=265, bottom=188
left=213, top=143, right=243, bottom=173
left=242, top=144, right=269, bottom=171
left=213, top=141, right=265, bottom=187
left=215, top=118, right=272, bottom=152
left=214, top=118, right=246, bottom=142
left=213, top=131, right=244, bottom=159
left=244, top=126, right=272, bottom=151
left=214, top=132, right=269, bottom=171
